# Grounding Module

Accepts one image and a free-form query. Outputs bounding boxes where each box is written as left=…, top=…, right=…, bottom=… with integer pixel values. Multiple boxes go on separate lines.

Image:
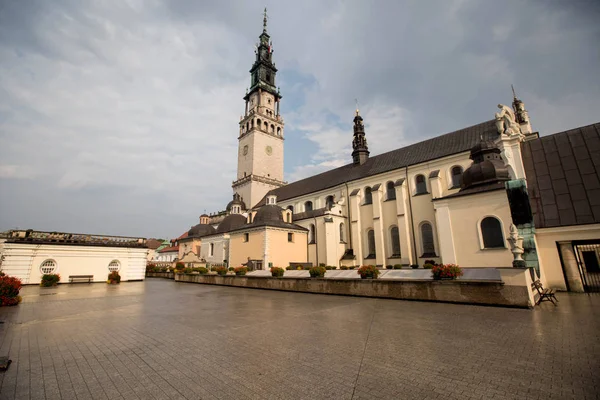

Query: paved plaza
left=0, top=279, right=599, bottom=400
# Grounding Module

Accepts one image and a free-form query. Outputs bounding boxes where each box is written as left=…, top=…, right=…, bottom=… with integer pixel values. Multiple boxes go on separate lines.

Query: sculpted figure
left=506, top=224, right=524, bottom=262
left=495, top=104, right=521, bottom=136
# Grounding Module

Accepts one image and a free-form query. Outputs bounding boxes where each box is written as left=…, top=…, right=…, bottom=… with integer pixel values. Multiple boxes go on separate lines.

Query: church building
left=183, top=11, right=600, bottom=293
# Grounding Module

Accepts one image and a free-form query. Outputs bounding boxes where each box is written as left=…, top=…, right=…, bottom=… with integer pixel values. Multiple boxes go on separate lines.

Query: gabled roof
left=158, top=245, right=179, bottom=253
left=522, top=122, right=600, bottom=228
left=256, top=119, right=499, bottom=208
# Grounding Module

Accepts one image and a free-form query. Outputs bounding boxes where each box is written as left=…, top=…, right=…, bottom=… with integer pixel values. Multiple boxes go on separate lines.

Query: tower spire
left=263, top=7, right=268, bottom=33
left=351, top=108, right=369, bottom=165
left=511, top=84, right=517, bottom=100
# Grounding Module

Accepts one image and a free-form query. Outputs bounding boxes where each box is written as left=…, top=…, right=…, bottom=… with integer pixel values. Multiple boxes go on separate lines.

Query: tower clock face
left=265, top=146, right=272, bottom=155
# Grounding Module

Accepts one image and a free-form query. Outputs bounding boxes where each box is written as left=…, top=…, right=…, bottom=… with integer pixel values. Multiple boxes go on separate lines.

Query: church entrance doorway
left=573, top=241, right=600, bottom=292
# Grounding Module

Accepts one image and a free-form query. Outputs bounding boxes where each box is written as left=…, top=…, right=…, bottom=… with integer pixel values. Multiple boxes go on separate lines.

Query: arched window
left=210, top=243, right=214, bottom=256
left=286, top=212, right=291, bottom=223
left=386, top=181, right=396, bottom=200
left=325, top=195, right=335, bottom=209
left=277, top=127, right=281, bottom=136
left=451, top=166, right=463, bottom=188
left=304, top=201, right=313, bottom=212
left=366, top=230, right=376, bottom=258
left=251, top=119, right=255, bottom=128
left=270, top=124, right=275, bottom=133
left=108, top=260, right=120, bottom=272
left=257, top=118, right=261, bottom=129
left=287, top=205, right=294, bottom=214
left=364, top=187, right=373, bottom=205
left=415, top=175, right=427, bottom=195
left=420, top=223, right=435, bottom=256
left=309, top=224, right=316, bottom=244
left=339, top=223, right=345, bottom=243
left=40, top=259, right=57, bottom=274
left=264, top=121, right=268, bottom=131
left=390, top=227, right=401, bottom=256
left=481, top=217, right=505, bottom=248
left=246, top=122, right=249, bottom=132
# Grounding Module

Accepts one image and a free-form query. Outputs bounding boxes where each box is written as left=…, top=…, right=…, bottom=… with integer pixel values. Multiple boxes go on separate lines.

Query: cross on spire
left=263, top=7, right=268, bottom=33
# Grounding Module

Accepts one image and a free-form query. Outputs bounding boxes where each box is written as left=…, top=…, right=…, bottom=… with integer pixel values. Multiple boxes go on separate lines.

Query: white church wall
left=1, top=243, right=148, bottom=284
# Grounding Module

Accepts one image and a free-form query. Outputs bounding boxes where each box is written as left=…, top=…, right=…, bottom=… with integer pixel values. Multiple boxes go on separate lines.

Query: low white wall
left=1, top=242, right=148, bottom=284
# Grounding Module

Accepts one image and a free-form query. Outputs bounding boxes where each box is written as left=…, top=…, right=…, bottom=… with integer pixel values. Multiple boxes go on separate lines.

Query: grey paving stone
left=1, top=281, right=599, bottom=400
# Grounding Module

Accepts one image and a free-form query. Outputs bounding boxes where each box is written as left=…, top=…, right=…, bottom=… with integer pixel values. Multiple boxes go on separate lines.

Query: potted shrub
left=340, top=265, right=349, bottom=270
left=357, top=265, right=379, bottom=279
left=0, top=273, right=23, bottom=307
left=309, top=266, right=326, bottom=278
left=424, top=259, right=437, bottom=266
left=431, top=264, right=463, bottom=280
left=228, top=267, right=235, bottom=272
left=196, top=267, right=208, bottom=275
left=411, top=264, right=420, bottom=269
left=107, top=271, right=121, bottom=284
left=41, top=274, right=60, bottom=287
left=349, top=266, right=356, bottom=270
left=270, top=267, right=284, bottom=277
left=234, top=266, right=248, bottom=276
left=183, top=267, right=193, bottom=274
left=174, top=263, right=185, bottom=273
left=213, top=266, right=228, bottom=276
left=423, top=263, right=434, bottom=269
left=386, top=265, right=393, bottom=270
left=393, top=264, right=403, bottom=269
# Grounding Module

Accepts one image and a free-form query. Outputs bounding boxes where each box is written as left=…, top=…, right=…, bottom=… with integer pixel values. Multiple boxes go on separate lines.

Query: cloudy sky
left=1, top=0, right=599, bottom=239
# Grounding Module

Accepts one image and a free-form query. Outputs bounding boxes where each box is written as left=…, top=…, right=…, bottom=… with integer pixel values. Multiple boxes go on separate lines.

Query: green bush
left=349, top=266, right=356, bottom=270
left=270, top=267, right=284, bottom=277
left=286, top=266, right=294, bottom=270
left=386, top=265, right=393, bottom=269
left=325, top=265, right=336, bottom=270
left=340, top=265, right=349, bottom=270
left=234, top=266, right=248, bottom=276
left=41, top=274, right=60, bottom=287
left=107, top=271, right=121, bottom=284
left=410, top=264, right=419, bottom=269
left=357, top=265, right=379, bottom=279
left=228, top=267, right=235, bottom=271
left=183, top=267, right=193, bottom=274
left=423, top=263, right=434, bottom=269
left=319, top=263, right=326, bottom=267
left=175, top=262, right=185, bottom=270
left=195, top=267, right=208, bottom=274
left=213, top=266, right=228, bottom=276
left=309, top=266, right=326, bottom=278
left=393, top=264, right=403, bottom=269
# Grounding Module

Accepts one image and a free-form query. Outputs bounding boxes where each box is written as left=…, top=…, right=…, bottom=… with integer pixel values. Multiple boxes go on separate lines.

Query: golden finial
left=355, top=98, right=360, bottom=115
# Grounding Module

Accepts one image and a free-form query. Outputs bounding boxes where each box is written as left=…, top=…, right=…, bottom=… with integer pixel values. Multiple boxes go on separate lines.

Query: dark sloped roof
left=216, top=214, right=247, bottom=234
left=255, top=119, right=498, bottom=207
left=292, top=207, right=328, bottom=222
left=522, top=122, right=600, bottom=228
left=187, top=223, right=216, bottom=238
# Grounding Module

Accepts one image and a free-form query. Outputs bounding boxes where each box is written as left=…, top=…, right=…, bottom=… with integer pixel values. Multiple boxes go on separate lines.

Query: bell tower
left=233, top=8, right=286, bottom=209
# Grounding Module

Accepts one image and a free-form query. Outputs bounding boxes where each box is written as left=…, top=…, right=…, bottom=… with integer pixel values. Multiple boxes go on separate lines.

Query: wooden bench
left=532, top=280, right=558, bottom=305
left=68, top=275, right=93, bottom=283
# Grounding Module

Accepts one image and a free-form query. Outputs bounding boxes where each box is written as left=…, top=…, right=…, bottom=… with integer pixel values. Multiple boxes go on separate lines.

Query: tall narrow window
left=421, top=223, right=435, bottom=256
left=305, top=201, right=313, bottom=212
left=244, top=233, right=249, bottom=242
left=288, top=232, right=293, bottom=242
left=415, top=175, right=427, bottom=195
left=481, top=217, right=505, bottom=248
left=325, top=195, right=335, bottom=209
left=366, top=230, right=376, bottom=258
left=339, top=223, right=345, bottom=243
left=309, top=224, right=316, bottom=244
left=451, top=166, right=463, bottom=188
left=386, top=181, right=396, bottom=200
left=364, top=187, right=373, bottom=205
left=390, top=227, right=401, bottom=257
left=209, top=243, right=214, bottom=256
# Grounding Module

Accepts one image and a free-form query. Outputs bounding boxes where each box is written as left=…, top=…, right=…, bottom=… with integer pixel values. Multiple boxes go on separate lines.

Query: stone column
left=245, top=100, right=249, bottom=116
left=371, top=184, right=387, bottom=266
left=395, top=179, right=414, bottom=265
left=276, top=99, right=280, bottom=116
left=558, top=242, right=585, bottom=292
left=433, top=200, right=457, bottom=264
left=349, top=190, right=363, bottom=264
left=496, top=135, right=526, bottom=180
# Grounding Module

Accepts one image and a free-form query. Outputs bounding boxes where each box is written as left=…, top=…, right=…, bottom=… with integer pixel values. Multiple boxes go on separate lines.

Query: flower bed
left=213, top=266, right=228, bottom=276
left=234, top=266, right=248, bottom=276
left=309, top=266, right=326, bottom=278
left=431, top=264, right=463, bottom=280
left=270, top=267, right=284, bottom=277
left=0, top=273, right=22, bottom=306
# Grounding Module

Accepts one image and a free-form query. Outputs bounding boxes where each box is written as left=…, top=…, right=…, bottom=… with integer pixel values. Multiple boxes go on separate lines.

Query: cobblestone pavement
left=0, top=279, right=599, bottom=400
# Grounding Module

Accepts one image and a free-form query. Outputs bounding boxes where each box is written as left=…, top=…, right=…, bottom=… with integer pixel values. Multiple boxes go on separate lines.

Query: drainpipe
left=313, top=216, right=319, bottom=266
left=406, top=166, right=418, bottom=265
left=344, top=181, right=353, bottom=249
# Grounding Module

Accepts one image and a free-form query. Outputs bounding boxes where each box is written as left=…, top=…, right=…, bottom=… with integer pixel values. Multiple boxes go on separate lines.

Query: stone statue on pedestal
left=506, top=224, right=524, bottom=264
left=495, top=104, right=521, bottom=136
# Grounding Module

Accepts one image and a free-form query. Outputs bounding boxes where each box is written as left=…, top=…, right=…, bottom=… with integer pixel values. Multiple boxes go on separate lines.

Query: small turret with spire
left=511, top=85, right=533, bottom=135
left=351, top=104, right=370, bottom=165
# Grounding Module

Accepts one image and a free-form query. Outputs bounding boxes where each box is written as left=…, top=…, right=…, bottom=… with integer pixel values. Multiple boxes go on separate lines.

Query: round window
left=40, top=259, right=57, bottom=274
left=108, top=260, right=120, bottom=272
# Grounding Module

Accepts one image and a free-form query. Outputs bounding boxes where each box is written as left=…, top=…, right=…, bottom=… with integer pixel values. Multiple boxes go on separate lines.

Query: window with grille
left=415, top=175, right=427, bottom=195
left=451, top=166, right=463, bottom=188
left=421, top=223, right=435, bottom=256
left=40, top=259, right=57, bottom=274
left=108, top=260, right=120, bottom=272
left=390, top=227, right=401, bottom=257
